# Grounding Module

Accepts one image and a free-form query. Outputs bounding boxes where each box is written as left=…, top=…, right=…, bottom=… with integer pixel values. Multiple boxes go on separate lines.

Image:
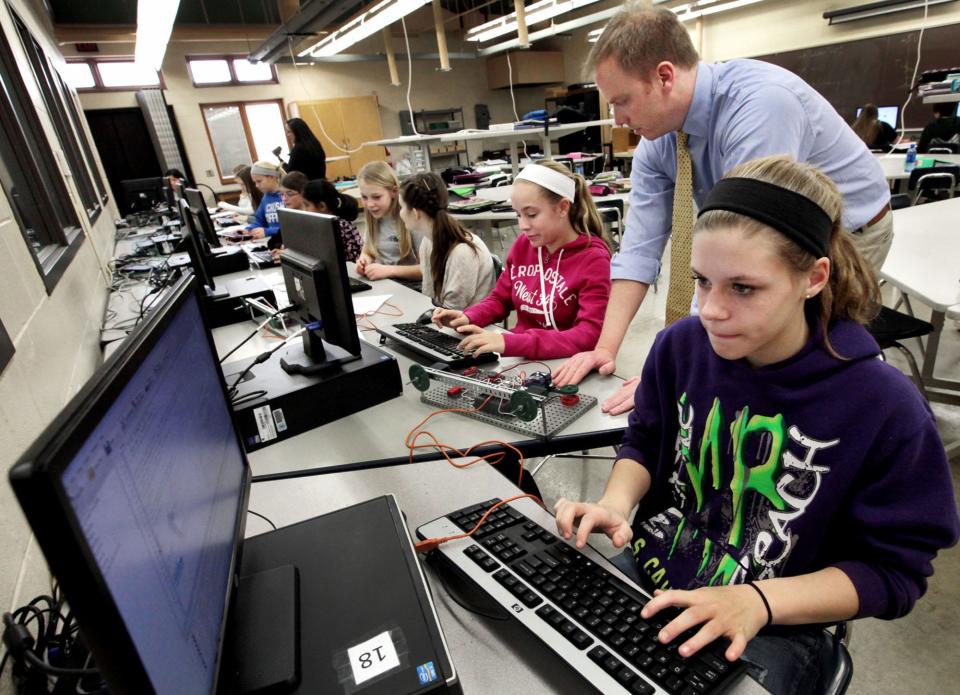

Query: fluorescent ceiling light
left=673, top=0, right=765, bottom=21
left=587, top=0, right=763, bottom=42
left=466, top=0, right=602, bottom=43
left=135, top=0, right=180, bottom=71
left=301, top=0, right=431, bottom=57
left=823, top=0, right=955, bottom=25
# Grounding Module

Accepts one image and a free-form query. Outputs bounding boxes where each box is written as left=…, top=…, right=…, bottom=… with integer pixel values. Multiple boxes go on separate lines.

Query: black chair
left=597, top=199, right=625, bottom=251
left=824, top=622, right=854, bottom=695
left=866, top=306, right=934, bottom=397
left=890, top=193, right=912, bottom=210
left=907, top=165, right=959, bottom=205
left=927, top=143, right=960, bottom=154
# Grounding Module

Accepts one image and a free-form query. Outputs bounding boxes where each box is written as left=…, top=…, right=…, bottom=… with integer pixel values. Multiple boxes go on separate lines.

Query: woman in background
left=285, top=117, right=327, bottom=181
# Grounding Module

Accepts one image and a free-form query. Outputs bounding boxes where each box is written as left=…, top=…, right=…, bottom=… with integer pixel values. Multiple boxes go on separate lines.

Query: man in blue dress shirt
left=553, top=3, right=893, bottom=411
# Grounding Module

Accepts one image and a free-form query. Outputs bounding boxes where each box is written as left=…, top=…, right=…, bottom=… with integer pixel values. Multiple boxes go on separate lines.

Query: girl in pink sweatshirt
left=433, top=161, right=612, bottom=359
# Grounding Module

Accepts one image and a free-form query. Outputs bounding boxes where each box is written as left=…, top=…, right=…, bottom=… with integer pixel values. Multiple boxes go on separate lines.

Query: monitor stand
left=279, top=330, right=361, bottom=376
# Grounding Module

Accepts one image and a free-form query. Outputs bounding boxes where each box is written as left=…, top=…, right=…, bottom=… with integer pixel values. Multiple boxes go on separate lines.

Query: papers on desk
left=217, top=224, right=251, bottom=240
left=352, top=294, right=391, bottom=316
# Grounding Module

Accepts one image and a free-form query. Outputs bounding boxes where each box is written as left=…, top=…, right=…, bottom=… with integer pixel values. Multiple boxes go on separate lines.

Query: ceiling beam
left=53, top=23, right=277, bottom=45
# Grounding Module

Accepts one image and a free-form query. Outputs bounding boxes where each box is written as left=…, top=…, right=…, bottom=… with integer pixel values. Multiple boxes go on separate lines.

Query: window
left=63, top=58, right=162, bottom=92
left=187, top=56, right=277, bottom=87
left=200, top=100, right=288, bottom=183
left=12, top=12, right=105, bottom=220
left=0, top=20, right=83, bottom=292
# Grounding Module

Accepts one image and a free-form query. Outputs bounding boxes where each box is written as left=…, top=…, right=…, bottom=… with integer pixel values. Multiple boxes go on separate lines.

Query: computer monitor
left=278, top=208, right=361, bottom=374
left=120, top=176, right=164, bottom=213
left=10, top=274, right=250, bottom=694
left=856, top=105, right=899, bottom=129
left=178, top=198, right=222, bottom=297
left=184, top=187, right=222, bottom=249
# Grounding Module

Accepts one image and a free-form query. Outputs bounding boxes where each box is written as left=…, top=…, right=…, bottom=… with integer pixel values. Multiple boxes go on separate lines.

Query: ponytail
left=524, top=160, right=612, bottom=251
left=400, top=172, right=478, bottom=300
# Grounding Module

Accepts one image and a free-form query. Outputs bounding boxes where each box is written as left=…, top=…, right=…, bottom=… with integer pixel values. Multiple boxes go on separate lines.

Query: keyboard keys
left=434, top=499, right=743, bottom=695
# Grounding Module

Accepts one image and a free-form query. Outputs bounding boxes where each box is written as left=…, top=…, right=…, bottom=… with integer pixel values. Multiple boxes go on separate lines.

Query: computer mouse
left=416, top=309, right=435, bottom=325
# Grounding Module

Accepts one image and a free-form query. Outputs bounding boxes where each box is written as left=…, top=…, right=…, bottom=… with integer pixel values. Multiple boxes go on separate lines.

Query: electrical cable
left=506, top=51, right=530, bottom=161
left=219, top=304, right=298, bottom=363
left=401, top=16, right=421, bottom=136
left=247, top=509, right=277, bottom=530
left=887, top=0, right=930, bottom=153
left=414, top=494, right=543, bottom=553
left=227, top=327, right=306, bottom=400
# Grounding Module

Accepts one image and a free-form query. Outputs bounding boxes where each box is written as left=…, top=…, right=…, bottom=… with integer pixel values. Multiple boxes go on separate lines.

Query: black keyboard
left=417, top=499, right=746, bottom=695
left=349, top=277, right=372, bottom=293
left=376, top=322, right=497, bottom=366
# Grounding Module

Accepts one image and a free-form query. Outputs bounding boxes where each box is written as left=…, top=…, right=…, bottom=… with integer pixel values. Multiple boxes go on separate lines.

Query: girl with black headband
left=554, top=156, right=958, bottom=695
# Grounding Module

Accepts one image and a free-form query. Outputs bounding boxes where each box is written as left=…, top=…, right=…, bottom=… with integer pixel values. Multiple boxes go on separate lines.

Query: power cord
left=219, top=304, right=299, bottom=364
left=2, top=596, right=105, bottom=695
left=227, top=326, right=307, bottom=401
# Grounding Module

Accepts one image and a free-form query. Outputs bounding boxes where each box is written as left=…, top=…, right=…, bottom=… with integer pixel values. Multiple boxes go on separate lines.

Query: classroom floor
left=525, top=236, right=960, bottom=695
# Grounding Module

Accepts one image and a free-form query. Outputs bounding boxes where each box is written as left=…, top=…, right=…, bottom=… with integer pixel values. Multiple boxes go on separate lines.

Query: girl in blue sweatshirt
left=555, top=156, right=959, bottom=695
left=246, top=160, right=284, bottom=248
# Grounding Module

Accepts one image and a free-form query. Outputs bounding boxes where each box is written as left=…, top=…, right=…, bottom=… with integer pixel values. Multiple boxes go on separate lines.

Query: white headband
left=251, top=163, right=279, bottom=177
left=515, top=163, right=576, bottom=202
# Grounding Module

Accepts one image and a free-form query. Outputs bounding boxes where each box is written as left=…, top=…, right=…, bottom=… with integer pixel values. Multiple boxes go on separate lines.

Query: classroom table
left=247, top=457, right=769, bottom=695
left=451, top=184, right=630, bottom=224
left=213, top=267, right=631, bottom=480
left=874, top=153, right=960, bottom=193
left=882, top=197, right=960, bottom=416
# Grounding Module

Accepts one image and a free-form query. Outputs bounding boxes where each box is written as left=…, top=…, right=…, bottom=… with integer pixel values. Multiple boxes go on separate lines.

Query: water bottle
left=904, top=143, right=917, bottom=173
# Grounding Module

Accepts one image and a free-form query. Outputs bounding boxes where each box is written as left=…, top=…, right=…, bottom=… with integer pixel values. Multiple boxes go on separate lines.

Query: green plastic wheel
left=509, top=389, right=539, bottom=422
left=408, top=364, right=431, bottom=392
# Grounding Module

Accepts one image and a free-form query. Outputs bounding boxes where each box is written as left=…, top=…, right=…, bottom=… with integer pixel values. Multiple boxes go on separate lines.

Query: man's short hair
left=586, top=1, right=699, bottom=79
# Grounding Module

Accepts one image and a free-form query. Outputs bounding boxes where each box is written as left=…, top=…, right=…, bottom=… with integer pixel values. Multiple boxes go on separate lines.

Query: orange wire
left=414, top=493, right=544, bottom=553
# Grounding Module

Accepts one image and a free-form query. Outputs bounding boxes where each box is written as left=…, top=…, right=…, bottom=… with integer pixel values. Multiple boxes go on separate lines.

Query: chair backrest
left=490, top=253, right=504, bottom=280
left=928, top=145, right=960, bottom=154
left=597, top=201, right=624, bottom=251
left=908, top=164, right=960, bottom=190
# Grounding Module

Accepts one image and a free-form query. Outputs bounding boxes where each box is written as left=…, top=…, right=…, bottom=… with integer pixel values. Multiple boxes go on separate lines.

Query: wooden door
left=340, top=95, right=386, bottom=176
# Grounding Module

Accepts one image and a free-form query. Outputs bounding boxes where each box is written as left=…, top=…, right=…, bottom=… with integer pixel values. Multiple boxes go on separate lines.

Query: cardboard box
left=487, top=51, right=564, bottom=90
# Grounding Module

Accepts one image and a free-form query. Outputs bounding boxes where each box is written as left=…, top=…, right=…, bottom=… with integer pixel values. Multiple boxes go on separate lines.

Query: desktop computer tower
left=225, top=340, right=403, bottom=451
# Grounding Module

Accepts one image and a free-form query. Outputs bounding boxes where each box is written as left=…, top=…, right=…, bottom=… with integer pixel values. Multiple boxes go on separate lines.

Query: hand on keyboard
left=455, top=325, right=505, bottom=357
left=432, top=308, right=469, bottom=329
left=641, top=584, right=769, bottom=663
left=553, top=498, right=634, bottom=549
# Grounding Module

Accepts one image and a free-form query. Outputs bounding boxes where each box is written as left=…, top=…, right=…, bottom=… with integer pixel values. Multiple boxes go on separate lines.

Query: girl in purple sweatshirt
left=554, top=156, right=959, bottom=695
left=433, top=161, right=612, bottom=359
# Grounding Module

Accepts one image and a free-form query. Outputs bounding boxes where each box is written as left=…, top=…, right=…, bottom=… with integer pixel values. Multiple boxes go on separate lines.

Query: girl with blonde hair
left=355, top=161, right=422, bottom=282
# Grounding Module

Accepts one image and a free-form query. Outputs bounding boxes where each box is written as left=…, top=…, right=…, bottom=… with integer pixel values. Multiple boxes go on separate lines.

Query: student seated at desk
left=851, top=103, right=896, bottom=150
left=246, top=161, right=285, bottom=249
left=355, top=161, right=424, bottom=283
left=217, top=164, right=257, bottom=219
left=917, top=102, right=960, bottom=153
left=554, top=156, right=960, bottom=695
left=398, top=172, right=496, bottom=310
left=433, top=161, right=612, bottom=359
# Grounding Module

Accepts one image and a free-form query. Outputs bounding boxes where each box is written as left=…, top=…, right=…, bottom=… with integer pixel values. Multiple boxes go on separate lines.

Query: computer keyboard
left=376, top=322, right=497, bottom=367
left=417, top=498, right=746, bottom=695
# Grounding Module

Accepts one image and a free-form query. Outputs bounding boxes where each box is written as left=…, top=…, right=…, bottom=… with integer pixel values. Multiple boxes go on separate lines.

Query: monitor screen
left=856, top=105, right=899, bottom=129
left=120, top=177, right=164, bottom=214
left=279, top=208, right=362, bottom=361
left=10, top=275, right=248, bottom=694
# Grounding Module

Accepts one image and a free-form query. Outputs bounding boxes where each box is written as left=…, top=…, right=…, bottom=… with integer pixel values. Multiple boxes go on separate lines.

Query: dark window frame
left=12, top=11, right=103, bottom=222
left=65, top=57, right=165, bottom=93
left=186, top=54, right=278, bottom=88
left=198, top=98, right=286, bottom=184
left=0, top=15, right=83, bottom=293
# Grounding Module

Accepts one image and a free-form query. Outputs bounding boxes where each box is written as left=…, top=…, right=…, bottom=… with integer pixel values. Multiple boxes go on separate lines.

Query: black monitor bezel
left=178, top=198, right=219, bottom=292
left=9, top=273, right=251, bottom=694
left=120, top=176, right=164, bottom=214
left=184, top=187, right=222, bottom=249
left=279, top=208, right=362, bottom=358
